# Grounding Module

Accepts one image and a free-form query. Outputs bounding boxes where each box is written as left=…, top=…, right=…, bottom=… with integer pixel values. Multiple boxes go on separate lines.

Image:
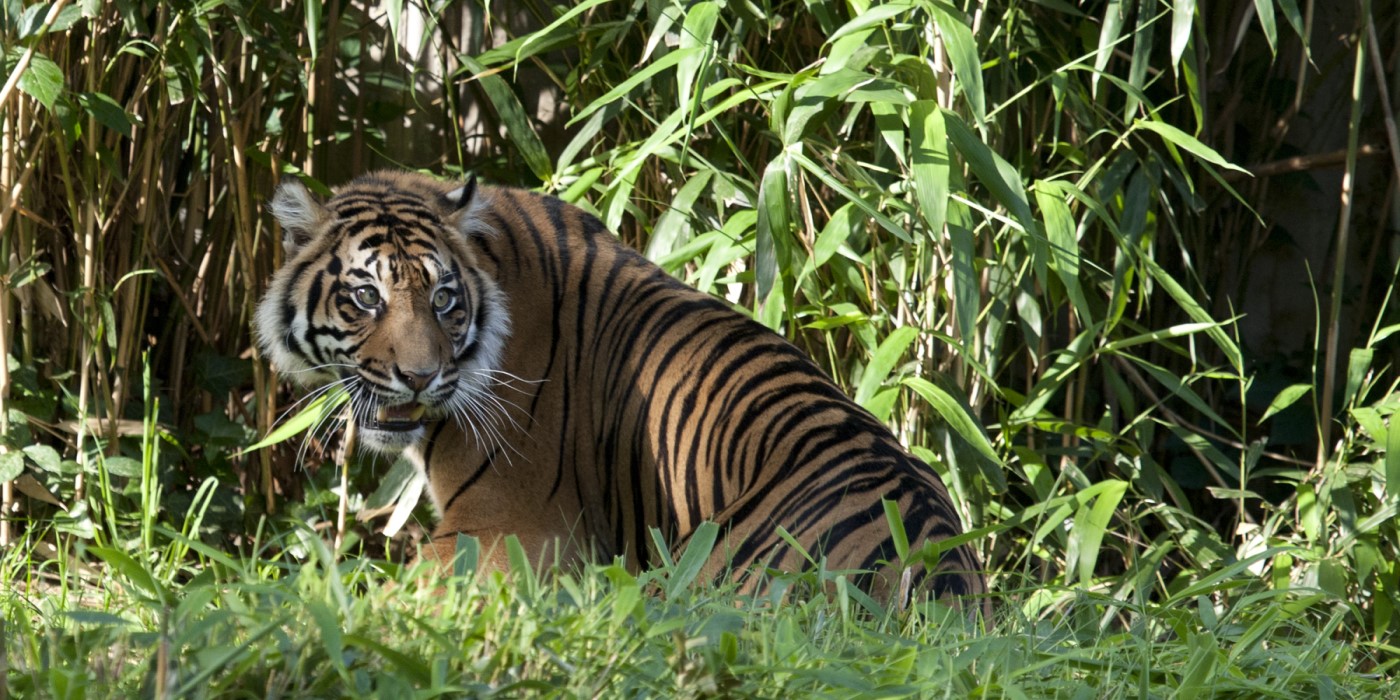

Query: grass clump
left=2, top=525, right=1391, bottom=698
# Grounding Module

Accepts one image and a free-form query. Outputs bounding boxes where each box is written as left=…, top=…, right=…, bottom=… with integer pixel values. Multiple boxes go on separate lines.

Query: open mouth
left=364, top=403, right=427, bottom=432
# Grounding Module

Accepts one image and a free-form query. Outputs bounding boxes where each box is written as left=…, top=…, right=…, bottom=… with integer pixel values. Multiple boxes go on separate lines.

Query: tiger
left=254, top=170, right=989, bottom=614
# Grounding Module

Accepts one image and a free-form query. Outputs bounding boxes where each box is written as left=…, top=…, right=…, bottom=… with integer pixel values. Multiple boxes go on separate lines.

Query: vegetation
left=0, top=0, right=1396, bottom=695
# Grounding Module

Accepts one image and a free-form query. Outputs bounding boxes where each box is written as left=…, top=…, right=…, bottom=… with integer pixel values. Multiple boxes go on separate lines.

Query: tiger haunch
left=254, top=170, right=988, bottom=614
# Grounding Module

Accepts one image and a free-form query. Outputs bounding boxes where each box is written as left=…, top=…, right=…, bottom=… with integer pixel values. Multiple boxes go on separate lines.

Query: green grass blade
left=666, top=521, right=719, bottom=597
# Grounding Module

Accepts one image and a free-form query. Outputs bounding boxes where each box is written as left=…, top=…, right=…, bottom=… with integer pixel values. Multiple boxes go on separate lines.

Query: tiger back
left=254, top=170, right=988, bottom=613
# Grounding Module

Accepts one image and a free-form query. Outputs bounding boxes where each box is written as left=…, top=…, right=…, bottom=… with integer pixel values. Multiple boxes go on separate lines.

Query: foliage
left=0, top=0, right=1395, bottom=693
left=1, top=511, right=1392, bottom=698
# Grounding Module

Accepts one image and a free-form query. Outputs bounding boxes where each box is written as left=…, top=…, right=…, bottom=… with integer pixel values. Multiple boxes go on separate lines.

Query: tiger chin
left=254, top=170, right=990, bottom=619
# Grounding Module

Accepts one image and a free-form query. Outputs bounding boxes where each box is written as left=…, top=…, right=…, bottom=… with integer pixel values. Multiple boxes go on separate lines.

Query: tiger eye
left=432, top=288, right=452, bottom=311
left=353, top=285, right=381, bottom=308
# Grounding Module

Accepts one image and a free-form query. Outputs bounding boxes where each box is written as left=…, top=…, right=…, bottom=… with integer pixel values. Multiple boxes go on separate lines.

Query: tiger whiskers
left=471, top=367, right=546, bottom=394
left=443, top=383, right=526, bottom=466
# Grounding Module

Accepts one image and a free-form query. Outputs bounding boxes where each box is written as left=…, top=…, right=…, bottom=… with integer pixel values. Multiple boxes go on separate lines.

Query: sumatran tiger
left=254, top=170, right=988, bottom=614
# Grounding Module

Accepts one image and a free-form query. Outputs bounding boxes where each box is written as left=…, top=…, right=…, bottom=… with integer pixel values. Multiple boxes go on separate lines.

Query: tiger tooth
left=376, top=406, right=390, bottom=422
left=409, top=405, right=425, bottom=421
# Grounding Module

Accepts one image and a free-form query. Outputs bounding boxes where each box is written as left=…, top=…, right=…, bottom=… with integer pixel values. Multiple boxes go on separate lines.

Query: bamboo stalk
left=1317, top=2, right=1370, bottom=469
left=0, top=87, right=12, bottom=549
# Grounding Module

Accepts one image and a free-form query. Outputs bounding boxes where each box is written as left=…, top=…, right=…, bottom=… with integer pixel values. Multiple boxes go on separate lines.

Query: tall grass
left=0, top=0, right=1396, bottom=689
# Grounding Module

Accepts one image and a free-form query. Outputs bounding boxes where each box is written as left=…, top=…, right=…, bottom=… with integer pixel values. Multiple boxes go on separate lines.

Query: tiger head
left=253, top=172, right=509, bottom=453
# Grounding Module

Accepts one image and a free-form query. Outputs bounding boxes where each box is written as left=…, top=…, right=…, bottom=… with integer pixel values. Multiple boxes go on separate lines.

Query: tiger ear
left=443, top=174, right=487, bottom=237
left=269, top=179, right=329, bottom=257
left=443, top=174, right=478, bottom=213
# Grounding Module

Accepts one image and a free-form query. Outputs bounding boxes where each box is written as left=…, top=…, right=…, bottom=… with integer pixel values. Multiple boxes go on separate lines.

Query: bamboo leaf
left=910, top=100, right=949, bottom=238
left=1135, top=118, right=1248, bottom=173
left=1093, top=0, right=1126, bottom=96
left=827, top=0, right=914, bottom=42
left=1170, top=0, right=1195, bottom=67
left=458, top=55, right=553, bottom=181
left=677, top=1, right=719, bottom=107
left=77, top=91, right=136, bottom=138
left=927, top=2, right=985, bottom=126
left=1386, top=416, right=1400, bottom=504
left=855, top=326, right=920, bottom=408
left=1071, top=480, right=1127, bottom=585
left=1343, top=348, right=1374, bottom=410
left=89, top=547, right=169, bottom=604
left=1252, top=0, right=1277, bottom=54
left=949, top=223, right=978, bottom=346
left=1260, top=384, right=1312, bottom=424
left=569, top=48, right=698, bottom=126
left=756, top=153, right=791, bottom=301
left=1033, top=182, right=1091, bottom=323
left=944, top=110, right=1036, bottom=235
left=902, top=377, right=999, bottom=464
left=241, top=386, right=349, bottom=454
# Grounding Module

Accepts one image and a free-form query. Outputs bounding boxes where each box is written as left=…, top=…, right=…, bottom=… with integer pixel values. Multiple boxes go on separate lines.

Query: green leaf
left=676, top=1, right=718, bottom=107
left=101, top=455, right=142, bottom=478
left=881, top=500, right=910, bottom=561
left=363, top=457, right=421, bottom=511
left=77, top=91, right=136, bottom=138
left=458, top=55, right=552, bottom=182
left=855, top=326, right=919, bottom=408
left=756, top=153, right=790, bottom=301
left=1170, top=0, right=1195, bottom=67
left=513, top=0, right=612, bottom=66
left=1134, top=118, right=1248, bottom=173
left=666, top=521, right=718, bottom=597
left=827, top=0, right=913, bottom=42
left=0, top=451, right=23, bottom=482
left=1033, top=182, right=1091, bottom=323
left=306, top=599, right=347, bottom=674
left=241, top=386, right=349, bottom=454
left=18, top=52, right=62, bottom=109
left=569, top=48, right=698, bottom=126
left=1342, top=348, right=1373, bottom=409
left=910, top=101, right=949, bottom=238
left=89, top=546, right=169, bottom=604
left=790, top=151, right=912, bottom=242
left=944, top=110, right=1036, bottom=235
left=1252, top=0, right=1277, bottom=54
left=1070, top=479, right=1127, bottom=585
left=1386, top=417, right=1400, bottom=504
left=22, top=444, right=61, bottom=473
left=902, top=377, right=999, bottom=464
left=948, top=223, right=978, bottom=346
left=1260, top=384, right=1312, bottom=424
left=927, top=2, right=985, bottom=126
left=1093, top=0, right=1127, bottom=97
left=304, top=0, right=321, bottom=61
left=382, top=464, right=424, bottom=539
left=345, top=634, right=432, bottom=685
left=452, top=533, right=480, bottom=578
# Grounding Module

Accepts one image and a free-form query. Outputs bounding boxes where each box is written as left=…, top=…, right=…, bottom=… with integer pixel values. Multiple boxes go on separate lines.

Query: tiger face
left=253, top=172, right=509, bottom=453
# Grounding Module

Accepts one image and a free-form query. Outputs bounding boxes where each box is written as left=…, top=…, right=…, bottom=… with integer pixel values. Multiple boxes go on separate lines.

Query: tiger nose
left=396, top=368, right=439, bottom=393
